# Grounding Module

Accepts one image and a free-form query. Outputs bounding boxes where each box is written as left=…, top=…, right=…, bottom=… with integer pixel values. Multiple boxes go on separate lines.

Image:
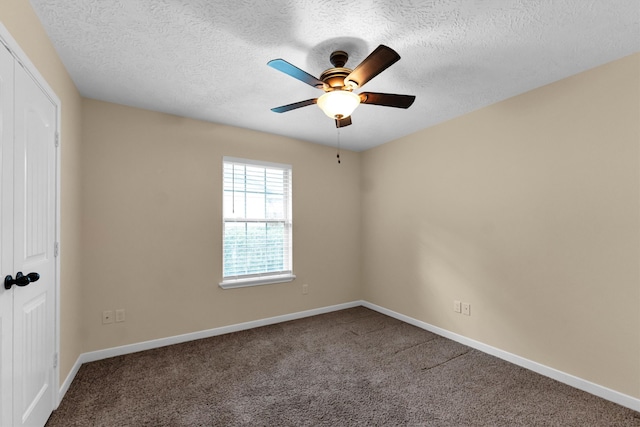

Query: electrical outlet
left=454, top=300, right=461, bottom=313
left=102, top=310, right=114, bottom=324
left=116, top=309, right=126, bottom=322
left=302, top=284, right=308, bottom=295
left=462, top=303, right=471, bottom=316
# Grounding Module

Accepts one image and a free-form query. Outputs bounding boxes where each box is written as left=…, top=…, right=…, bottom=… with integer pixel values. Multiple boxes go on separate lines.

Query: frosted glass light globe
left=317, top=91, right=360, bottom=119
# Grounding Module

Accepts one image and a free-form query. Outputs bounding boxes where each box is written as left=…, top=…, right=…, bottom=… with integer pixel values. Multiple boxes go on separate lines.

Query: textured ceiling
left=30, top=0, right=639, bottom=151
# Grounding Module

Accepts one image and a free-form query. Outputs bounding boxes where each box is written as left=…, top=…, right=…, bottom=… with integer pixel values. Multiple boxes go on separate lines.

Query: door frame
left=0, top=22, right=61, bottom=409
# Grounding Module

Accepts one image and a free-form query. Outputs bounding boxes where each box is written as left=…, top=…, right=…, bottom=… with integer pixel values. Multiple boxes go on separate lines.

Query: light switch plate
left=462, top=303, right=471, bottom=316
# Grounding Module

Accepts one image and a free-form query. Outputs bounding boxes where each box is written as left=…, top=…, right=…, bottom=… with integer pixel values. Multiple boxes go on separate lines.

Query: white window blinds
left=221, top=157, right=293, bottom=287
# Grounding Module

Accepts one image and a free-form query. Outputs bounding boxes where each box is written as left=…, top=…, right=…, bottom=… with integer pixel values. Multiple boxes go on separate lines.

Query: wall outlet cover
left=102, top=310, right=114, bottom=324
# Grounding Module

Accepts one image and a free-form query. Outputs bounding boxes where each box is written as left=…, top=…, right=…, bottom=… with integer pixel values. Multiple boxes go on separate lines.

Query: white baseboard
left=59, top=299, right=640, bottom=413
left=57, top=355, right=83, bottom=407
left=58, top=301, right=361, bottom=402
left=361, top=301, right=640, bottom=412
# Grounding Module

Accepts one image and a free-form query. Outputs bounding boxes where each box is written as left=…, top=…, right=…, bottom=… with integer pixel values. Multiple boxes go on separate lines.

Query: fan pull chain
left=336, top=127, right=341, bottom=164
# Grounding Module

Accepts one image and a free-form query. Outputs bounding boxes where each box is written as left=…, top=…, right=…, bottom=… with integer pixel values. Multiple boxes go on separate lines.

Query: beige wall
left=0, top=2, right=84, bottom=384
left=80, top=99, right=361, bottom=352
left=361, top=54, right=640, bottom=398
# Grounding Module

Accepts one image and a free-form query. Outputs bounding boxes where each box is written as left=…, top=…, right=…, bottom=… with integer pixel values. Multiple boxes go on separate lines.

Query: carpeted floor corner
left=46, top=307, right=640, bottom=426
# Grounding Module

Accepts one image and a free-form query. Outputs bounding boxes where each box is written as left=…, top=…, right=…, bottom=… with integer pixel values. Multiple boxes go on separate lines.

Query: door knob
left=4, top=272, right=40, bottom=290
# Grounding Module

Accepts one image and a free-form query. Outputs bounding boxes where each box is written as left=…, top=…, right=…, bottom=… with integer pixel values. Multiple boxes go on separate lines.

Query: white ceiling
left=30, top=0, right=639, bottom=152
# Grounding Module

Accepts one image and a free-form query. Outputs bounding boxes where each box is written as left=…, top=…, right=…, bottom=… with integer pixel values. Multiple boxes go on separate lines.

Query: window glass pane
left=222, top=158, right=292, bottom=281
left=223, top=221, right=287, bottom=276
left=265, top=222, right=285, bottom=271
left=223, top=222, right=247, bottom=277
left=246, top=192, right=265, bottom=219
left=223, top=190, right=247, bottom=218
left=266, top=194, right=284, bottom=218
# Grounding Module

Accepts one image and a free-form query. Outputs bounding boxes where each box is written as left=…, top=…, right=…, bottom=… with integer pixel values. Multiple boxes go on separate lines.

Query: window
left=220, top=157, right=294, bottom=289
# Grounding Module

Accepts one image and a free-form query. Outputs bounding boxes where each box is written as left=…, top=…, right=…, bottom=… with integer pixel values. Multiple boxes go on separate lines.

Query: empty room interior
left=1, top=0, right=639, bottom=425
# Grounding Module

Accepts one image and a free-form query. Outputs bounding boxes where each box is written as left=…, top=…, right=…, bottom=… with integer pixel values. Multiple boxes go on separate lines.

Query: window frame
left=219, top=156, right=295, bottom=289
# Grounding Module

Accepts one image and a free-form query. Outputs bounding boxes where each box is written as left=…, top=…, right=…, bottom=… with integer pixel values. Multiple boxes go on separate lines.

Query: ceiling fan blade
left=359, top=92, right=416, bottom=109
left=344, top=45, right=400, bottom=89
left=271, top=98, right=318, bottom=113
left=335, top=116, right=352, bottom=128
left=267, top=59, right=325, bottom=89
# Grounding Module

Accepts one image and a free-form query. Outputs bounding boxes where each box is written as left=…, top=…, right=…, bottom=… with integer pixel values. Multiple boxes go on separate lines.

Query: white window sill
left=219, top=274, right=296, bottom=289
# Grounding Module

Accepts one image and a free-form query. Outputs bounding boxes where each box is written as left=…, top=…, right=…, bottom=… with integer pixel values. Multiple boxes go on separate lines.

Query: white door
left=0, top=39, right=16, bottom=427
left=0, top=41, right=57, bottom=427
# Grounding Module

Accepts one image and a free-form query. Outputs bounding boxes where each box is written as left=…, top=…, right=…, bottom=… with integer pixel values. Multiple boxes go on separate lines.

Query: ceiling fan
left=268, top=45, right=416, bottom=128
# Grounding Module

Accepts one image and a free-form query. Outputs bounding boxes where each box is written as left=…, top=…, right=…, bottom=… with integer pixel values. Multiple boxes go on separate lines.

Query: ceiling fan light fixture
left=317, top=90, right=360, bottom=119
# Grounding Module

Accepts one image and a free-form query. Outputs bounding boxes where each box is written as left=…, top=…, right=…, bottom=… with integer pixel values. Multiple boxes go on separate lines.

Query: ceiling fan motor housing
left=320, top=67, right=353, bottom=90
left=320, top=50, right=355, bottom=90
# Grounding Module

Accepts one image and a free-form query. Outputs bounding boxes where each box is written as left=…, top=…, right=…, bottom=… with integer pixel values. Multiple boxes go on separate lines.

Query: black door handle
left=4, top=272, right=40, bottom=290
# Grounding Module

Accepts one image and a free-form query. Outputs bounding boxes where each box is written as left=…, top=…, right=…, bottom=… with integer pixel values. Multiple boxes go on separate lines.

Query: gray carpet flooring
left=46, top=307, right=639, bottom=426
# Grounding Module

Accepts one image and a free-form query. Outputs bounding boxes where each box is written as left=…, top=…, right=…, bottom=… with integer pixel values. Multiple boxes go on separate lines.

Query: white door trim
left=0, top=22, right=62, bottom=408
